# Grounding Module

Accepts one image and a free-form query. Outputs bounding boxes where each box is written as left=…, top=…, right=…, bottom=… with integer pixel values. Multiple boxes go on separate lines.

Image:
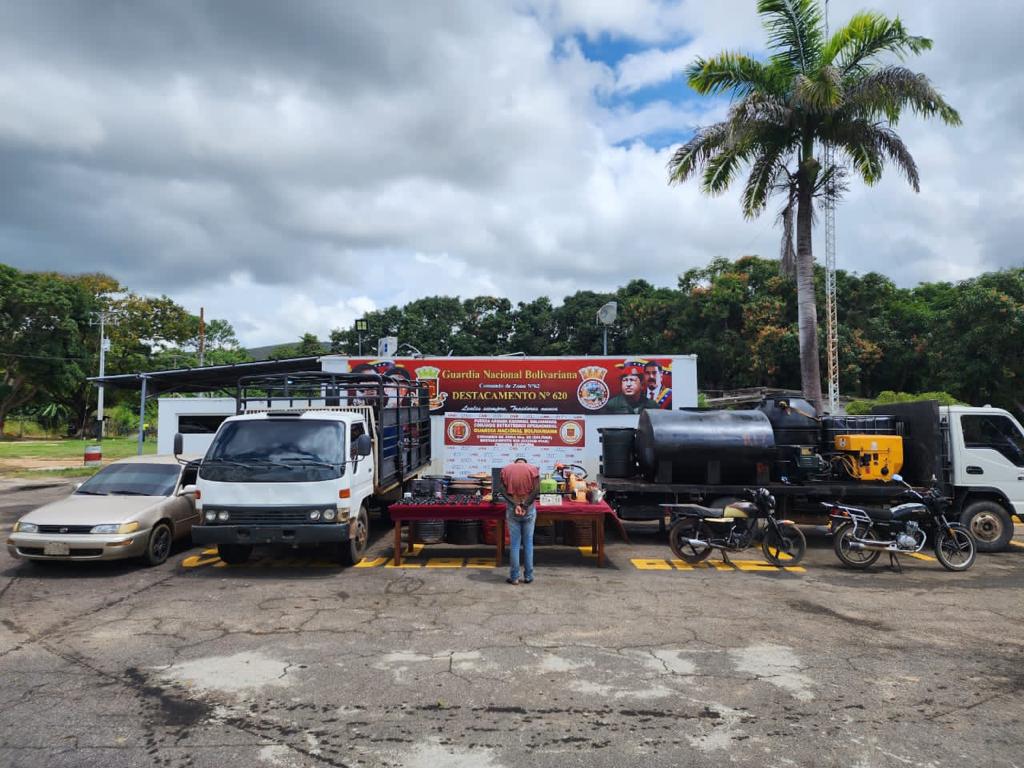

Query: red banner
left=444, top=415, right=585, bottom=447
left=346, top=357, right=674, bottom=414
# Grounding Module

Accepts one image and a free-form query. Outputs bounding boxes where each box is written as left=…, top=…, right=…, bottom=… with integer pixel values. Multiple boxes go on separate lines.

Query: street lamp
left=355, top=318, right=368, bottom=356
left=596, top=301, right=617, bottom=355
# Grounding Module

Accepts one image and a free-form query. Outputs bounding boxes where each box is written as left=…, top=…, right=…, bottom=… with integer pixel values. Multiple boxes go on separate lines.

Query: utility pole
left=90, top=310, right=117, bottom=438
left=198, top=306, right=206, bottom=367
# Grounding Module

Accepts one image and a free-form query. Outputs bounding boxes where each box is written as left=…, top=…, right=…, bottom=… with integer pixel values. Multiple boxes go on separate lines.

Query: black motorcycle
left=826, top=474, right=976, bottom=572
left=666, top=488, right=806, bottom=566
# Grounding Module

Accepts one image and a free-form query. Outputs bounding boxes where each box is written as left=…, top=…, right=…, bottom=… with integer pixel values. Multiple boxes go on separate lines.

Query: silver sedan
left=7, top=454, right=200, bottom=566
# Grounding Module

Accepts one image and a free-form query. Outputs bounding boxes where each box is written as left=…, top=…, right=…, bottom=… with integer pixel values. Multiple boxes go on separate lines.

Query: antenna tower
left=823, top=0, right=840, bottom=413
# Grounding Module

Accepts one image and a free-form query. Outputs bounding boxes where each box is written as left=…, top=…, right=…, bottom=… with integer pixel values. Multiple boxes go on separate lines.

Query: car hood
left=20, top=494, right=165, bottom=525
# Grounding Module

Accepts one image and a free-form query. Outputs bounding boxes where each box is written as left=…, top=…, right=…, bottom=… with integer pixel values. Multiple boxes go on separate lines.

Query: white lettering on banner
left=443, top=414, right=586, bottom=477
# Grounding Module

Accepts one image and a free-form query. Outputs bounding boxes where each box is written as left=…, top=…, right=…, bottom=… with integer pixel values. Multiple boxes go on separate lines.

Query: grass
left=0, top=437, right=156, bottom=460
left=5, top=466, right=101, bottom=480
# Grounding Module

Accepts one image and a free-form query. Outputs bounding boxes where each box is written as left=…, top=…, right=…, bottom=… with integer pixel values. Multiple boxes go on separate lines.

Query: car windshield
left=199, top=419, right=346, bottom=483
left=76, top=464, right=180, bottom=497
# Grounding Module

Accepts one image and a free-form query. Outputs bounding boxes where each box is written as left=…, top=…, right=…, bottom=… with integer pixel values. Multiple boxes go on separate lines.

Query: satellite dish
left=596, top=301, right=617, bottom=325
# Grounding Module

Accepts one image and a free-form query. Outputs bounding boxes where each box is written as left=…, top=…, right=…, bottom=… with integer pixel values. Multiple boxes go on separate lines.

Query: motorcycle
left=666, top=488, right=806, bottom=566
left=826, top=474, right=976, bottom=572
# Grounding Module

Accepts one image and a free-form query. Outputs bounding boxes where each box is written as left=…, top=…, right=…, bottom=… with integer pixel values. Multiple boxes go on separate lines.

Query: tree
left=0, top=266, right=93, bottom=433
left=668, top=0, right=960, bottom=412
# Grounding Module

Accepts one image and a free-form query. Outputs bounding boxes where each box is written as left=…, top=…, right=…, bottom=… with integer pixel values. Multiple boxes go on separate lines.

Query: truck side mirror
left=173, top=433, right=183, bottom=456
left=355, top=433, right=372, bottom=457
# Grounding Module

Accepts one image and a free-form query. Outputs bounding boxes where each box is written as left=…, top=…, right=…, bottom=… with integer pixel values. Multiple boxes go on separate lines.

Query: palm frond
left=703, top=144, right=751, bottom=195
left=667, top=123, right=732, bottom=184
left=757, top=0, right=824, bottom=75
left=742, top=143, right=793, bottom=217
left=687, top=52, right=777, bottom=97
left=827, top=120, right=920, bottom=190
left=821, top=11, right=932, bottom=74
left=791, top=66, right=842, bottom=113
left=729, top=90, right=793, bottom=127
left=843, top=66, right=961, bottom=125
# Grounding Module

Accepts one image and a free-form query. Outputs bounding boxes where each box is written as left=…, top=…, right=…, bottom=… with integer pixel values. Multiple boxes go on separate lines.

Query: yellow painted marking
left=707, top=560, right=736, bottom=571
left=385, top=558, right=423, bottom=569
left=465, top=557, right=497, bottom=568
left=907, top=552, right=936, bottom=562
left=181, top=554, right=222, bottom=568
left=631, top=558, right=672, bottom=570
left=406, top=543, right=425, bottom=555
left=577, top=546, right=597, bottom=558
left=426, top=558, right=465, bottom=568
left=1008, top=540, right=1024, bottom=549
left=670, top=559, right=693, bottom=570
left=201, top=548, right=218, bottom=556
left=784, top=566, right=807, bottom=573
left=354, top=556, right=389, bottom=568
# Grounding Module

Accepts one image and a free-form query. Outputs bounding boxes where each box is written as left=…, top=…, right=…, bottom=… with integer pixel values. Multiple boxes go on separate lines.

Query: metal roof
left=88, top=356, right=325, bottom=395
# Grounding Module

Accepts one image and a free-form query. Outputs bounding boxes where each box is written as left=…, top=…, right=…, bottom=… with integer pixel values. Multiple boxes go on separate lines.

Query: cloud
left=0, top=0, right=1018, bottom=347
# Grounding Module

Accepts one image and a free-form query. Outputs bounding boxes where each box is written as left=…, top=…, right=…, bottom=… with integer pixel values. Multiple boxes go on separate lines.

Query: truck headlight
left=323, top=508, right=337, bottom=521
left=217, top=511, right=230, bottom=522
left=205, top=511, right=217, bottom=522
left=308, top=510, right=321, bottom=521
left=14, top=521, right=38, bottom=533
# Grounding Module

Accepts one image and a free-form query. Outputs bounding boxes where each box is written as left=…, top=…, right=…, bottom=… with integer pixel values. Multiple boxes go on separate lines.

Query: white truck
left=601, top=399, right=1024, bottom=552
left=178, top=372, right=431, bottom=565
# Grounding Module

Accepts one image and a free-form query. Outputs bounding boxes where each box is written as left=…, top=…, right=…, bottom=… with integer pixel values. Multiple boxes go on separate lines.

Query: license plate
left=43, top=542, right=70, bottom=556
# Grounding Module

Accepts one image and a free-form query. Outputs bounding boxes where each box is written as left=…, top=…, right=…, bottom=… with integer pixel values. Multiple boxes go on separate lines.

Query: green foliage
left=105, top=404, right=139, bottom=437
left=845, top=391, right=963, bottom=415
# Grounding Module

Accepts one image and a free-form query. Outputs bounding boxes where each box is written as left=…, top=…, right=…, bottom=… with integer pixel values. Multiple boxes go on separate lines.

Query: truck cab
left=183, top=372, right=431, bottom=565
left=944, top=405, right=1024, bottom=549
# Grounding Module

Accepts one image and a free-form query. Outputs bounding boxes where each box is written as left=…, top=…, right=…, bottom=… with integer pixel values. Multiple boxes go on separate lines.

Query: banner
left=442, top=414, right=585, bottom=477
left=346, top=357, right=674, bottom=414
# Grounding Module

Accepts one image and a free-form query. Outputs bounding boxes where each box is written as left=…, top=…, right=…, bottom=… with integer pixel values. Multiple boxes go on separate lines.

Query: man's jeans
left=506, top=503, right=536, bottom=581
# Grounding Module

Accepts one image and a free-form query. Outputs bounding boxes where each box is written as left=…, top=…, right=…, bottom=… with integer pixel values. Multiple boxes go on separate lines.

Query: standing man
left=498, top=455, right=540, bottom=585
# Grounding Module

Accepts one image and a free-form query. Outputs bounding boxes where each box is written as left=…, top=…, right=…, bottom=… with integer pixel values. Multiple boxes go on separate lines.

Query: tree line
left=2, top=256, right=1022, bottom=436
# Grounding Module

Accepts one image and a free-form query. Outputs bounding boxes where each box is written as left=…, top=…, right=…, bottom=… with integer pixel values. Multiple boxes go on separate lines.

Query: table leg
left=591, top=519, right=598, bottom=555
left=393, top=522, right=402, bottom=566
left=496, top=518, right=504, bottom=567
left=597, top=515, right=605, bottom=567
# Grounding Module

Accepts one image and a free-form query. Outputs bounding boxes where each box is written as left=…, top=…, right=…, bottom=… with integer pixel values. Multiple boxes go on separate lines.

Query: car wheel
left=143, top=522, right=173, bottom=567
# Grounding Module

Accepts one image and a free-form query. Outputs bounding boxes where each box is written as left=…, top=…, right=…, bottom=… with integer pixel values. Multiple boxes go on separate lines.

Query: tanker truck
left=599, top=398, right=1024, bottom=552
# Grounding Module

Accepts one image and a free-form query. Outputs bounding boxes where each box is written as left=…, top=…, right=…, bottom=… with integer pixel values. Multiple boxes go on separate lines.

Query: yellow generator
left=833, top=434, right=904, bottom=481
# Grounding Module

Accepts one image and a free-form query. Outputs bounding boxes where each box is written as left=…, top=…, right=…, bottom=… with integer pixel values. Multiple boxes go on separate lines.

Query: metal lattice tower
left=823, top=0, right=840, bottom=414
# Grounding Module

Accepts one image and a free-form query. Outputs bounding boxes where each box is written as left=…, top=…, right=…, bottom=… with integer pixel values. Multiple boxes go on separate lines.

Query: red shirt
left=500, top=462, right=539, bottom=501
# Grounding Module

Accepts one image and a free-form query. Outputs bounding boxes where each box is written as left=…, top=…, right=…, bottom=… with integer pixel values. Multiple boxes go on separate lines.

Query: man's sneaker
left=523, top=577, right=534, bottom=584
left=506, top=577, right=520, bottom=585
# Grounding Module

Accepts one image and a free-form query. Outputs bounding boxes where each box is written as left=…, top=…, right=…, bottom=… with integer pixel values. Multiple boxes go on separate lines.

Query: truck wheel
left=217, top=543, right=253, bottom=565
left=339, top=507, right=369, bottom=566
left=960, top=500, right=1013, bottom=552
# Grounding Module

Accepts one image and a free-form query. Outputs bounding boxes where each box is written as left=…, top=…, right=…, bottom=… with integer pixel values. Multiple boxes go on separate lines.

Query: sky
left=1, top=0, right=1021, bottom=347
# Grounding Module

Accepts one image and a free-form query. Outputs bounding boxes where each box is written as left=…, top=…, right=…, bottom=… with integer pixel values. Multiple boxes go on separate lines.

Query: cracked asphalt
left=3, top=481, right=1024, bottom=767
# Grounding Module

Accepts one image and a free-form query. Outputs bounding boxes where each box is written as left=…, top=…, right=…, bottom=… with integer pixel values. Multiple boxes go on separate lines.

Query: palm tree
left=668, top=0, right=960, bottom=413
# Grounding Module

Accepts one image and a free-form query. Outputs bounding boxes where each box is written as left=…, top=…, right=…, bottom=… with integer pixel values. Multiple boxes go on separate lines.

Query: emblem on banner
left=576, top=366, right=610, bottom=411
left=559, top=420, right=584, bottom=445
left=414, top=366, right=447, bottom=411
left=446, top=419, right=472, bottom=444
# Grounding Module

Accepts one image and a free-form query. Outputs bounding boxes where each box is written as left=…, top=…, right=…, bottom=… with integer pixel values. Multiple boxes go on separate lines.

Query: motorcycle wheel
left=934, top=526, right=976, bottom=572
left=669, top=519, right=713, bottom=564
left=832, top=522, right=881, bottom=569
left=762, top=522, right=806, bottom=566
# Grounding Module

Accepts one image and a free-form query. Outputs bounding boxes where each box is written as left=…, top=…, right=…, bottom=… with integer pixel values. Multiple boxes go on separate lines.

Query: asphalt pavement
left=2, top=481, right=1024, bottom=767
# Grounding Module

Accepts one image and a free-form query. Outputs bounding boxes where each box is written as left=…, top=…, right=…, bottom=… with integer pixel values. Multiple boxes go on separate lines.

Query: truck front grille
left=204, top=506, right=328, bottom=526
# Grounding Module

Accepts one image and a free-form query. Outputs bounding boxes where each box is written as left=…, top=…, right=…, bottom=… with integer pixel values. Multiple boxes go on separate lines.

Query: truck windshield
left=200, top=419, right=346, bottom=483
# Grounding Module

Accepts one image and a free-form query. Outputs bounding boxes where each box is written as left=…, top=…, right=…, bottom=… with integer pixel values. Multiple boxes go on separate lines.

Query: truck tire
left=960, top=500, right=1013, bottom=552
left=217, top=543, right=253, bottom=565
left=339, top=507, right=369, bottom=566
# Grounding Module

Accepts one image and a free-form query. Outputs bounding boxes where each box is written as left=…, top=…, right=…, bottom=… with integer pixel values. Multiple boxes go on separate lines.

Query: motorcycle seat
left=672, top=502, right=753, bottom=519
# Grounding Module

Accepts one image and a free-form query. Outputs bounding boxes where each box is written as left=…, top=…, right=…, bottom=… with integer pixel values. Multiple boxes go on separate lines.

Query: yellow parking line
left=631, top=558, right=673, bottom=570
left=577, top=546, right=598, bottom=558
left=425, top=558, right=465, bottom=568
left=354, top=556, right=389, bottom=568
left=465, top=557, right=496, bottom=568
left=631, top=557, right=805, bottom=573
left=1008, top=540, right=1024, bottom=549
left=385, top=559, right=423, bottom=569
left=907, top=552, right=936, bottom=562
